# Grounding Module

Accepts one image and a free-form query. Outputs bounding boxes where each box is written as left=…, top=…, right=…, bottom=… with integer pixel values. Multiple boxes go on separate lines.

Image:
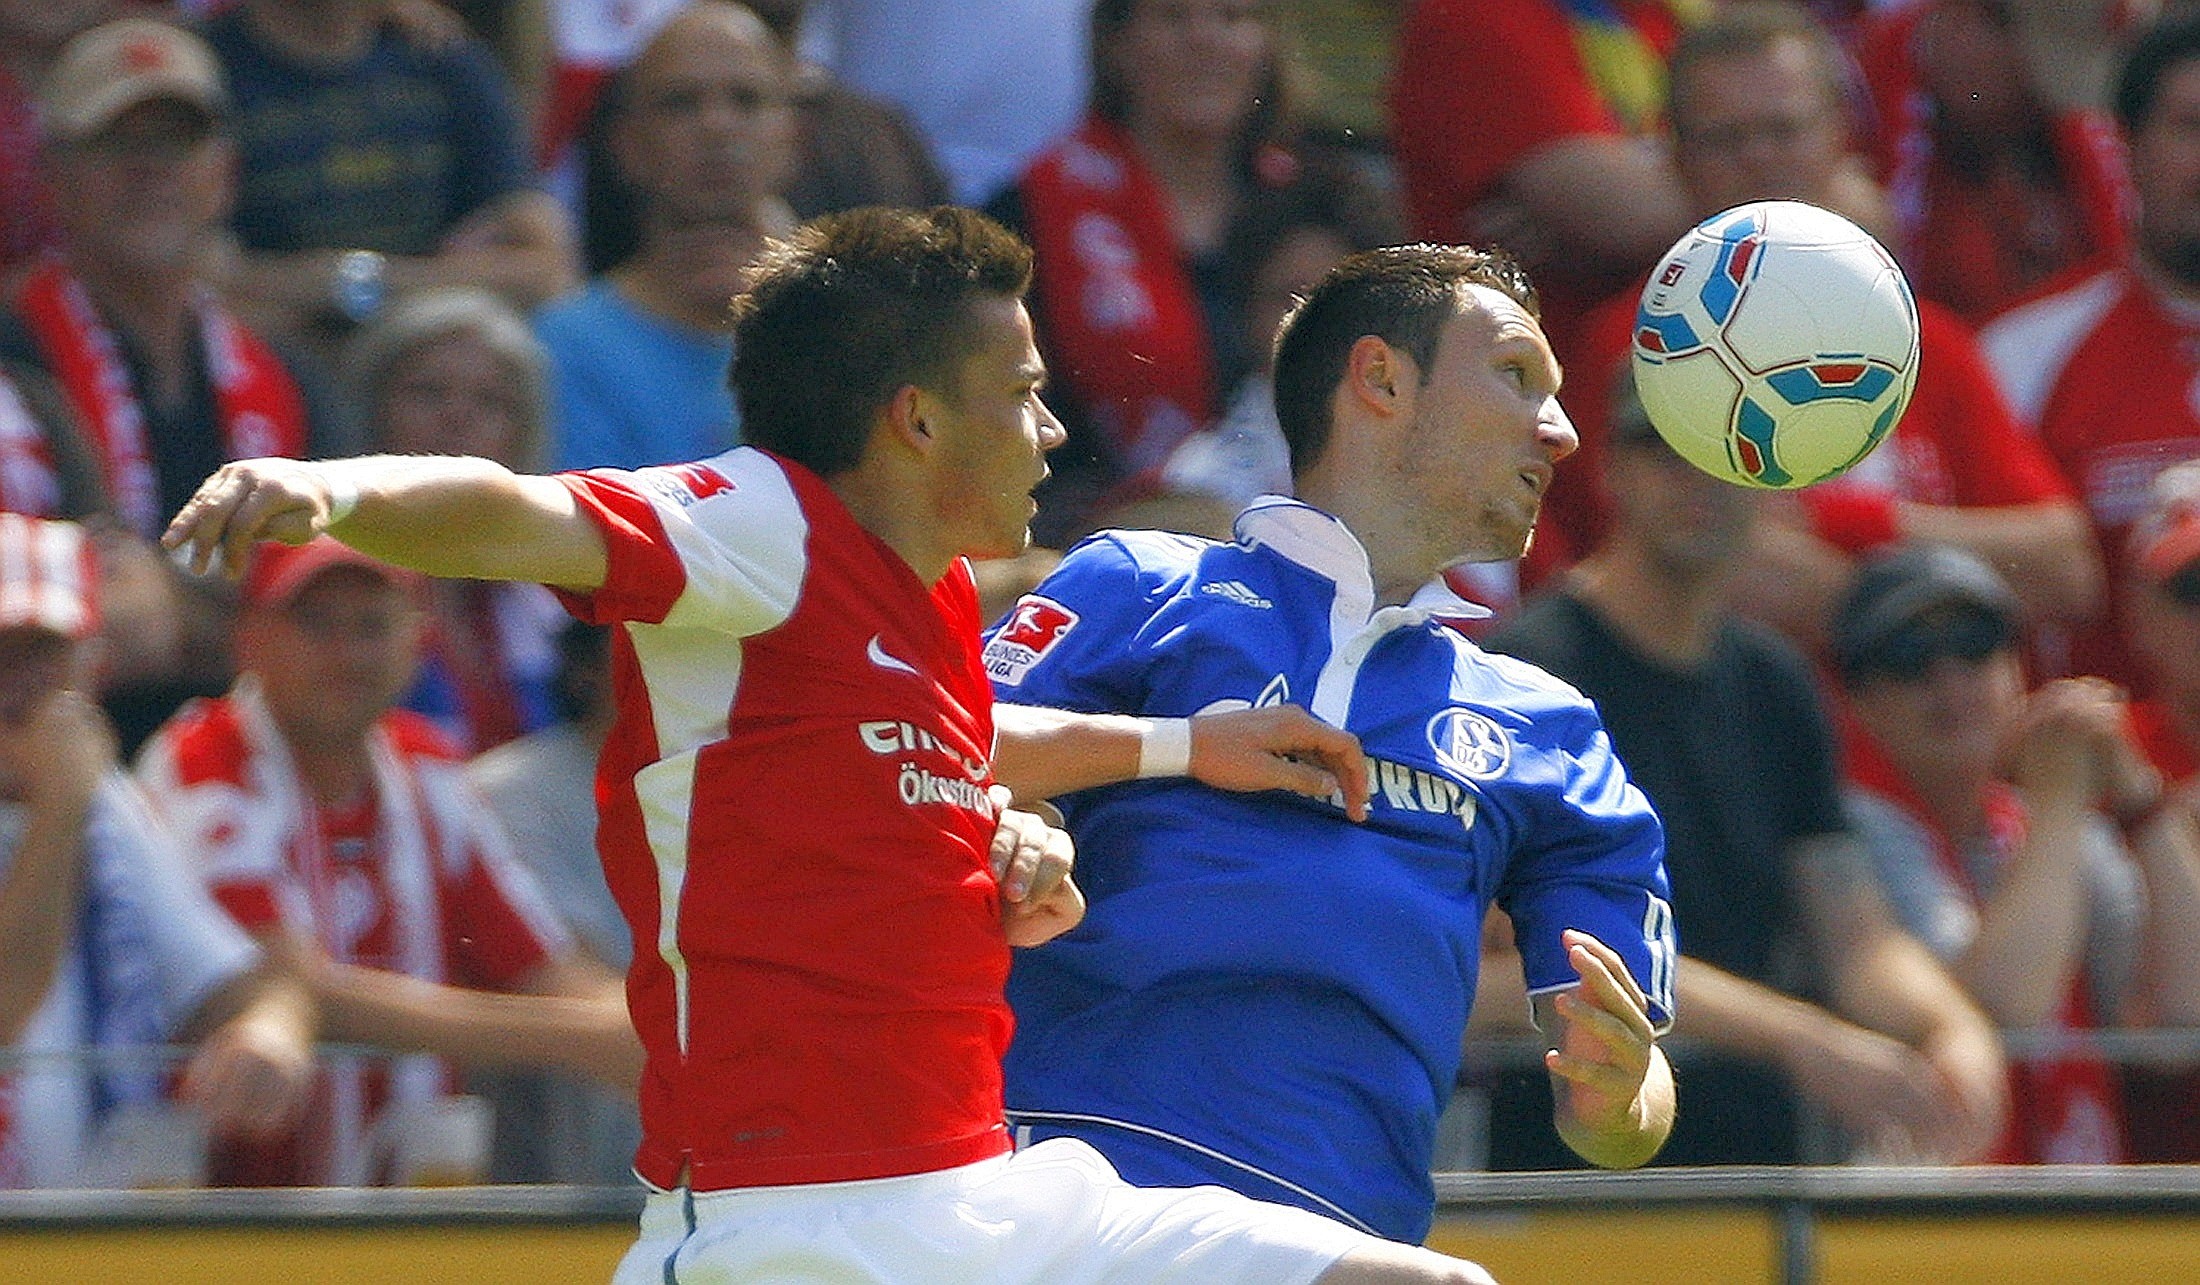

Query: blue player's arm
left=984, top=531, right=1369, bottom=816
left=1482, top=657, right=1677, bottom=1169
left=1533, top=931, right=1676, bottom=1170
left=992, top=703, right=1371, bottom=820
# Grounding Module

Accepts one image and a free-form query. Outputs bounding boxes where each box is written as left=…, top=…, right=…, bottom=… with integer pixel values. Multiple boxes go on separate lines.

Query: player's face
left=2132, top=60, right=2200, bottom=286
left=1393, top=286, right=1577, bottom=564
left=1673, top=39, right=1848, bottom=215
left=246, top=569, right=424, bottom=747
left=928, top=297, right=1067, bottom=560
left=1108, top=0, right=1272, bottom=142
left=377, top=332, right=531, bottom=466
left=615, top=12, right=796, bottom=223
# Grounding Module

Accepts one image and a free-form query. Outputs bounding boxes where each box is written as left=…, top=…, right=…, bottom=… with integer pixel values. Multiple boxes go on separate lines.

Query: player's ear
left=883, top=385, right=938, bottom=456
left=1344, top=335, right=1406, bottom=417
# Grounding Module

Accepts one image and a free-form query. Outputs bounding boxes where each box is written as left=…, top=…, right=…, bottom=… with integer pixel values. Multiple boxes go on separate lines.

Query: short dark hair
left=2117, top=9, right=2200, bottom=133
left=1271, top=244, right=1538, bottom=476
left=730, top=206, right=1035, bottom=478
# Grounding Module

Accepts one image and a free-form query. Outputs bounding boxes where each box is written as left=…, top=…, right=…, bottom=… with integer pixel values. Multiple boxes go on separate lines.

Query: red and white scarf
left=1020, top=116, right=1219, bottom=482
left=1844, top=725, right=2126, bottom=1164
left=14, top=260, right=308, bottom=536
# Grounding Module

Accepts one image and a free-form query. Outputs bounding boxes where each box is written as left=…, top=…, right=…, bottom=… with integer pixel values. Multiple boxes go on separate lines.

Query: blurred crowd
left=2, top=0, right=2200, bottom=1190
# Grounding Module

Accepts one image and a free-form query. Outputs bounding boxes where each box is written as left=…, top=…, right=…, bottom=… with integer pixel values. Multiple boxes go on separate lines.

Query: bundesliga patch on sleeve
left=638, top=461, right=737, bottom=507
left=985, top=595, right=1080, bottom=685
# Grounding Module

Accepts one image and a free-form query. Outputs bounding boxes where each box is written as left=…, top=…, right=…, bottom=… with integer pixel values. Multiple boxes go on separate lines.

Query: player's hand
left=1188, top=706, right=1371, bottom=822
left=988, top=789, right=1084, bottom=947
left=1544, top=930, right=1659, bottom=1131
left=162, top=458, right=342, bottom=578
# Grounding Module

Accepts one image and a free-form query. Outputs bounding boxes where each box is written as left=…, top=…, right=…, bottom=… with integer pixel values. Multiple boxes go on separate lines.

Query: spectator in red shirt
left=137, top=537, right=635, bottom=1185
left=994, top=0, right=1392, bottom=544
left=2111, top=459, right=2200, bottom=1159
left=1391, top=0, right=1695, bottom=372
left=1537, top=1, right=2100, bottom=657
left=1856, top=0, right=2135, bottom=328
left=1979, top=9, right=2200, bottom=695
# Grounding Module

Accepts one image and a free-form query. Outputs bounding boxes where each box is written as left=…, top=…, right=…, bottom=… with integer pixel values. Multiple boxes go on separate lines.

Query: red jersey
left=1982, top=267, right=2200, bottom=689
left=551, top=447, right=1012, bottom=1191
left=137, top=679, right=567, bottom=1183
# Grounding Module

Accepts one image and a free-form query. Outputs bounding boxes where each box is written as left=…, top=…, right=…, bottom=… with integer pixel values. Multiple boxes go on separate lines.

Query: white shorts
left=613, top=1137, right=1375, bottom=1284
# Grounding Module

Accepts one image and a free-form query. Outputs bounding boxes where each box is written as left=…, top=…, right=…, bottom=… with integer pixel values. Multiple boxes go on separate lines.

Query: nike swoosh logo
left=867, top=634, right=920, bottom=676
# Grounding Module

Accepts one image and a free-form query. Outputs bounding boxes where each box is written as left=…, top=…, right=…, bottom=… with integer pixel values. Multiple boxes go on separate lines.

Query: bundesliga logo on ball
left=1631, top=200, right=1919, bottom=489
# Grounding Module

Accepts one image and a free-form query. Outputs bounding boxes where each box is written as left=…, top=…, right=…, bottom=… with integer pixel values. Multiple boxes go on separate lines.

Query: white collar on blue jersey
left=1231, top=495, right=1494, bottom=626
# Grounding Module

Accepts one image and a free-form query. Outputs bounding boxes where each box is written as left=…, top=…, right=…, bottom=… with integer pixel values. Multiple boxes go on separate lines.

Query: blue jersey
left=986, top=498, right=1675, bottom=1241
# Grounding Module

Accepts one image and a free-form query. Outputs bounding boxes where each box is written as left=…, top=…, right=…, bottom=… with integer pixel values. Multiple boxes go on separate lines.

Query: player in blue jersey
left=985, top=244, right=1678, bottom=1241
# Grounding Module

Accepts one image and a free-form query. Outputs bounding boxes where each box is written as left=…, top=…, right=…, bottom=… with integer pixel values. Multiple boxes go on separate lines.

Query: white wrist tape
left=1136, top=717, right=1193, bottom=779
left=322, top=469, right=361, bottom=527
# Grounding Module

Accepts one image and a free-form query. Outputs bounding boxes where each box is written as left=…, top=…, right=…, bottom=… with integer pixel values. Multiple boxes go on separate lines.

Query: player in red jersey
left=163, top=206, right=1495, bottom=1283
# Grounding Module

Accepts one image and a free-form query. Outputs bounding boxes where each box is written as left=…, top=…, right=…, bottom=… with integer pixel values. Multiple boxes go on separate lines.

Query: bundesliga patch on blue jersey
left=984, top=595, right=1080, bottom=686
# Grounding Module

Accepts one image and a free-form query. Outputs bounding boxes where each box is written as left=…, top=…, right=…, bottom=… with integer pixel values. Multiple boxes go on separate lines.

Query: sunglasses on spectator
left=1851, top=610, right=2015, bottom=683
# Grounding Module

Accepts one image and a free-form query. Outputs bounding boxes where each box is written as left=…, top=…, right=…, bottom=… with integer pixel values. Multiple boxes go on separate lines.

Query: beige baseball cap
left=40, top=18, right=228, bottom=146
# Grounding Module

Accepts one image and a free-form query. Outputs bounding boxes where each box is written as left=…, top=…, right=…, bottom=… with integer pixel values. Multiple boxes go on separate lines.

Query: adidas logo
left=1201, top=579, right=1273, bottom=609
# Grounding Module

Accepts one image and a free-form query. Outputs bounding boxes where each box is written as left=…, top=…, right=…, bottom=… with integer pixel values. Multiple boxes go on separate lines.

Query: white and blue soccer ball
left=1630, top=200, right=1918, bottom=490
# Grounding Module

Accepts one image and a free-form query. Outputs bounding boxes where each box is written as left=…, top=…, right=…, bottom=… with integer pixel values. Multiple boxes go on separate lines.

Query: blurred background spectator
left=345, top=287, right=566, bottom=753
left=803, top=0, right=1090, bottom=207
left=207, top=0, right=577, bottom=348
left=136, top=538, right=634, bottom=1186
left=1534, top=1, right=2101, bottom=653
left=536, top=2, right=946, bottom=228
left=1982, top=7, right=2200, bottom=694
left=1831, top=544, right=2200, bottom=1163
left=746, top=1, right=950, bottom=220
left=997, top=0, right=1392, bottom=545
left=0, top=514, right=312, bottom=1189
left=2115, top=459, right=2200, bottom=1161
left=1391, top=0, right=1694, bottom=374
left=544, top=1, right=794, bottom=471
left=1146, top=179, right=1394, bottom=536
left=0, top=18, right=354, bottom=753
left=0, top=0, right=113, bottom=279
left=1478, top=393, right=2007, bottom=1168
left=468, top=620, right=638, bottom=1185
left=1857, top=0, right=2138, bottom=327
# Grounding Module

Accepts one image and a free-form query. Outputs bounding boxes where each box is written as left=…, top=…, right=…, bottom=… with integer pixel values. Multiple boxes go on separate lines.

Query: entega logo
left=984, top=596, right=1079, bottom=686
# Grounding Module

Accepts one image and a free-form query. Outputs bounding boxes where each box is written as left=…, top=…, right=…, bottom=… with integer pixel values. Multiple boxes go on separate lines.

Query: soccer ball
left=1630, top=200, right=1918, bottom=489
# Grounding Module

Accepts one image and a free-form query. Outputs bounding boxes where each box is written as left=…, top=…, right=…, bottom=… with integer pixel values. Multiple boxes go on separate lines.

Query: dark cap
left=1831, top=543, right=2020, bottom=680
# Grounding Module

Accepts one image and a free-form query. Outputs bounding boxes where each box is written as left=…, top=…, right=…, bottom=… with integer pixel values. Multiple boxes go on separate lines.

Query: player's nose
left=1539, top=401, right=1579, bottom=463
left=1035, top=396, right=1069, bottom=452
